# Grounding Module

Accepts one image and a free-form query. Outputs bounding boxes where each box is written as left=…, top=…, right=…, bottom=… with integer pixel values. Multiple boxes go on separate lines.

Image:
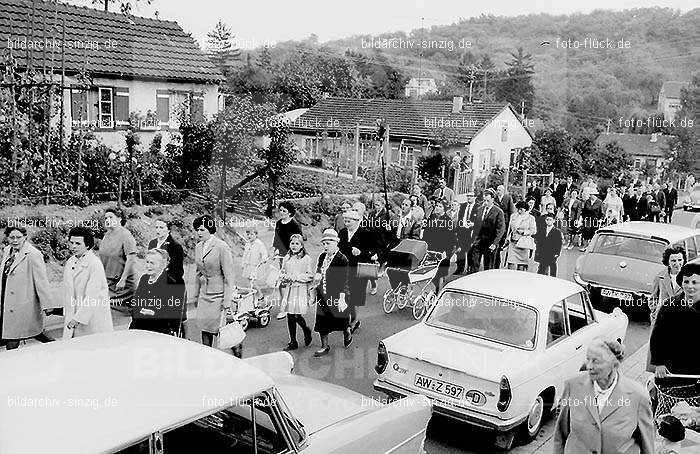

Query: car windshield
left=426, top=291, right=538, bottom=349
left=591, top=234, right=666, bottom=262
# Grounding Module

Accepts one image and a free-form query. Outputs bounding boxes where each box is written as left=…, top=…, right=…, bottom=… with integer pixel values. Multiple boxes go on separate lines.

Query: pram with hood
left=382, top=239, right=445, bottom=320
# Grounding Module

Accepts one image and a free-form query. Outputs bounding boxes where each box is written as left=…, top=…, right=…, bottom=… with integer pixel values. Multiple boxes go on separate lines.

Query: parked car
left=574, top=221, right=700, bottom=317
left=0, top=330, right=431, bottom=454
left=373, top=269, right=628, bottom=450
left=684, top=183, right=700, bottom=211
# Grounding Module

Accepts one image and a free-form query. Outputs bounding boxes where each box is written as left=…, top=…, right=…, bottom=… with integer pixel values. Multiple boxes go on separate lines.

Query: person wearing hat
left=454, top=191, right=479, bottom=275
left=312, top=228, right=352, bottom=357
left=505, top=200, right=537, bottom=271
left=338, top=209, right=377, bottom=333
left=580, top=189, right=603, bottom=252
left=469, top=189, right=505, bottom=273
left=535, top=212, right=563, bottom=276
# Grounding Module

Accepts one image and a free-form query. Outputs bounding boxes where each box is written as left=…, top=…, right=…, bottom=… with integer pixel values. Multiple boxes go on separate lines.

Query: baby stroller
left=382, top=239, right=445, bottom=320
left=226, top=256, right=280, bottom=331
left=653, top=374, right=700, bottom=419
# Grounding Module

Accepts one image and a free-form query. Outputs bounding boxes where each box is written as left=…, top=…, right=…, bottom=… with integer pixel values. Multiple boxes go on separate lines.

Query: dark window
left=114, top=88, right=130, bottom=126
left=565, top=293, right=591, bottom=334
left=156, top=90, right=170, bottom=125
left=70, top=89, right=89, bottom=126
left=162, top=395, right=289, bottom=454
left=547, top=301, right=568, bottom=346
left=191, top=95, right=204, bottom=123
left=685, top=236, right=698, bottom=260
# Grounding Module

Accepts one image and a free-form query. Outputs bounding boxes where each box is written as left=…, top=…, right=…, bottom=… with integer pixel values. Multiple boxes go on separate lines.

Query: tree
left=495, top=47, right=535, bottom=115
left=259, top=122, right=296, bottom=217
left=664, top=73, right=699, bottom=179
left=583, top=142, right=633, bottom=179
left=531, top=126, right=580, bottom=176
left=206, top=20, right=240, bottom=78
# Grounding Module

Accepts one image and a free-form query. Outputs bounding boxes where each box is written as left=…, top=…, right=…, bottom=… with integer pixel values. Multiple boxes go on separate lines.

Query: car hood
left=383, top=323, right=532, bottom=383
left=578, top=253, right=661, bottom=293
left=273, top=374, right=380, bottom=435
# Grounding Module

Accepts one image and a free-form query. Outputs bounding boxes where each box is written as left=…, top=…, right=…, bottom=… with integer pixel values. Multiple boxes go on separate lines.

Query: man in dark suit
left=622, top=186, right=637, bottom=222
left=652, top=184, right=666, bottom=223
left=469, top=189, right=505, bottom=273
left=494, top=185, right=515, bottom=269
left=454, top=192, right=478, bottom=274
left=527, top=181, right=542, bottom=211
left=663, top=182, right=678, bottom=223
left=339, top=209, right=377, bottom=333
left=634, top=187, right=648, bottom=221
left=555, top=175, right=577, bottom=208
left=535, top=213, right=563, bottom=277
left=149, top=218, right=185, bottom=284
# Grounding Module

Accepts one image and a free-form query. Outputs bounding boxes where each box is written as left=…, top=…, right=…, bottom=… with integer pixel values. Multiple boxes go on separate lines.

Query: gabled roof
left=596, top=133, right=675, bottom=158
left=660, top=81, right=689, bottom=100
left=291, top=97, right=524, bottom=143
left=0, top=0, right=221, bottom=83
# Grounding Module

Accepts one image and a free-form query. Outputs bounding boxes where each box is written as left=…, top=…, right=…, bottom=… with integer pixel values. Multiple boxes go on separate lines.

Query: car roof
left=443, top=269, right=583, bottom=311
left=595, top=221, right=698, bottom=244
left=0, top=330, right=274, bottom=454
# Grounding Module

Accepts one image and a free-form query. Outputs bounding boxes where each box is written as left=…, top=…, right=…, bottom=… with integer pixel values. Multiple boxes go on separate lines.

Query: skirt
left=314, top=289, right=349, bottom=335
left=348, top=275, right=369, bottom=307
left=197, top=291, right=224, bottom=334
left=284, top=283, right=311, bottom=315
left=507, top=244, right=531, bottom=266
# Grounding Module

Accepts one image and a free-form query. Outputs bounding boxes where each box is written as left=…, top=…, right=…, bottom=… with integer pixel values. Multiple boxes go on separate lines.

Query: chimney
left=650, top=133, right=658, bottom=142
left=452, top=96, right=463, bottom=114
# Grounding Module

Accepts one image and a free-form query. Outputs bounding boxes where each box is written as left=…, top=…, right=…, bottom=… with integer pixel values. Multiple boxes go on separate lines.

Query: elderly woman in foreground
left=553, top=338, right=653, bottom=454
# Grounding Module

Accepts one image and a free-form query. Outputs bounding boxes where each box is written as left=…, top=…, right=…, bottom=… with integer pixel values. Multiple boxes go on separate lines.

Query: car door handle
left=575, top=345, right=583, bottom=350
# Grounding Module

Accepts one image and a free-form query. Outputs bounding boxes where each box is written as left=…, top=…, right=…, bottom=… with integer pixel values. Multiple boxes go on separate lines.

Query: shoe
left=304, top=329, right=313, bottom=347
left=343, top=329, right=353, bottom=348
left=283, top=342, right=298, bottom=351
left=313, top=346, right=330, bottom=357
left=579, top=248, right=587, bottom=252
left=351, top=320, right=361, bottom=333
left=370, top=286, right=377, bottom=295
left=276, top=312, right=287, bottom=320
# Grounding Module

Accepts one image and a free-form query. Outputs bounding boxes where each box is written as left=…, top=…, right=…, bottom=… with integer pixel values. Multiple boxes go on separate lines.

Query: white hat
left=321, top=228, right=339, bottom=243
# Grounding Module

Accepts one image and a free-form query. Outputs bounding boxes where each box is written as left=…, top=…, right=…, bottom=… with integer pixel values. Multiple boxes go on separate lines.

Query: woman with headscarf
left=554, top=338, right=653, bottom=454
left=505, top=201, right=537, bottom=271
left=98, top=207, right=138, bottom=312
left=312, top=229, right=352, bottom=357
left=0, top=225, right=54, bottom=350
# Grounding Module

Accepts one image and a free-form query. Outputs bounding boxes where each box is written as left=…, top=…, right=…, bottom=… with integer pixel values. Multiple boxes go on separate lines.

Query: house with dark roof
left=290, top=96, right=533, bottom=194
left=0, top=0, right=222, bottom=149
left=596, top=132, right=675, bottom=178
left=658, top=81, right=689, bottom=122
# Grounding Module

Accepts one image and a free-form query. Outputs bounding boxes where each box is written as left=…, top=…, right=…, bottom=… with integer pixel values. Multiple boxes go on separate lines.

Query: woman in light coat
left=0, top=226, right=54, bottom=350
left=505, top=201, right=537, bottom=271
left=189, top=215, right=235, bottom=349
left=62, top=227, right=114, bottom=339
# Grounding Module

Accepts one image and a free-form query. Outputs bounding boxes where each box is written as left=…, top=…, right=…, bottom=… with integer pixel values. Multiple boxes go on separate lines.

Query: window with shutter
left=114, top=88, right=129, bottom=127
left=70, top=89, right=89, bottom=126
left=191, top=94, right=204, bottom=123
left=156, top=90, right=170, bottom=126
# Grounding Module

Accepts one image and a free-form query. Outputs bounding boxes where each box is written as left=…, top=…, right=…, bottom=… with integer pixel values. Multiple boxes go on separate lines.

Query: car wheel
left=519, top=394, right=545, bottom=441
left=382, top=289, right=397, bottom=314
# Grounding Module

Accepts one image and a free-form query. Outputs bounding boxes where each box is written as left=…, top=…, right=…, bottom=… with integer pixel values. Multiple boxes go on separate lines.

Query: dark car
left=573, top=222, right=700, bottom=318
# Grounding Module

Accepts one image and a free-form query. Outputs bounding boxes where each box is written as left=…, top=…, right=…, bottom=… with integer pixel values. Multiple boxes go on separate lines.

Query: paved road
left=42, top=210, right=696, bottom=453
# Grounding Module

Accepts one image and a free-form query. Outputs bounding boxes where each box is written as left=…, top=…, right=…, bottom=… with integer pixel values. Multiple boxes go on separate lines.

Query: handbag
left=218, top=312, right=246, bottom=350
left=515, top=235, right=535, bottom=250
left=356, top=262, right=379, bottom=279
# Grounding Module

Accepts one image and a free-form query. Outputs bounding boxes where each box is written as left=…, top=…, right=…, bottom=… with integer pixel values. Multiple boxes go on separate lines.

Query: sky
left=67, top=0, right=696, bottom=48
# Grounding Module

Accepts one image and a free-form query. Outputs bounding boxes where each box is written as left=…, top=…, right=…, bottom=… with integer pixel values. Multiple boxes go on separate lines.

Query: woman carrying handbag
left=505, top=201, right=537, bottom=271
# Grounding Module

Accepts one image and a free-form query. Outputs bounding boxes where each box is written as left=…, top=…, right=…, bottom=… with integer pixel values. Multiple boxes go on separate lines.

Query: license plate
left=414, top=374, right=464, bottom=399
left=601, top=288, right=632, bottom=300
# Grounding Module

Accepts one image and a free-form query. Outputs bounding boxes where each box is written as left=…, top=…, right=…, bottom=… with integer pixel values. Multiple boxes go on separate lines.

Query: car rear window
left=591, top=233, right=666, bottom=262
left=426, top=291, right=537, bottom=349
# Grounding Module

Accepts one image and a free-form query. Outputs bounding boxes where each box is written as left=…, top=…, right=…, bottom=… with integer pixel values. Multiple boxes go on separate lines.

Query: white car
left=374, top=269, right=628, bottom=449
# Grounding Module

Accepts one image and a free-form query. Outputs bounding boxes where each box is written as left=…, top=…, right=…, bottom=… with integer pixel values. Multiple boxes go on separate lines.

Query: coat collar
left=582, top=377, right=602, bottom=425
left=600, top=373, right=629, bottom=422
left=6, top=241, right=32, bottom=273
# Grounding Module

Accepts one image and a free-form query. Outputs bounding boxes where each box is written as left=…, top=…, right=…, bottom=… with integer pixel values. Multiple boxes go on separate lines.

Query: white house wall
left=467, top=107, right=532, bottom=177
left=59, top=74, right=218, bottom=151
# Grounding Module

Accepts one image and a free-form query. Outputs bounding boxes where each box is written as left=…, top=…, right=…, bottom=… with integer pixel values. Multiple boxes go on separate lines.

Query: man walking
left=454, top=192, right=478, bottom=275
left=494, top=185, right=514, bottom=269
left=469, top=189, right=505, bottom=273
left=536, top=213, right=563, bottom=276
left=652, top=183, right=666, bottom=223
left=663, top=182, right=677, bottom=223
